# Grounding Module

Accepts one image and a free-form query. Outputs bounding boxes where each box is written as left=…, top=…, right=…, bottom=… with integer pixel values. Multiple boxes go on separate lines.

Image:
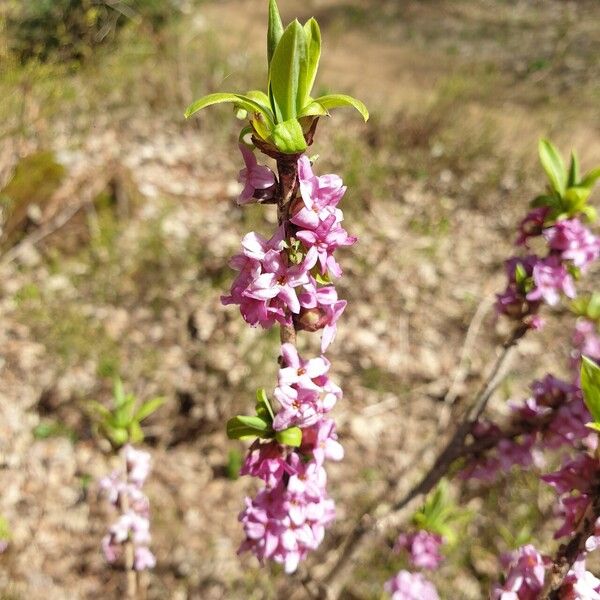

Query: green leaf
left=105, top=424, right=129, bottom=447
left=134, top=397, right=165, bottom=422
left=227, top=449, right=243, bottom=480
left=269, top=20, right=306, bottom=121
left=568, top=151, right=580, bottom=187
left=581, top=356, right=600, bottom=423
left=184, top=93, right=275, bottom=125
left=226, top=415, right=272, bottom=440
left=298, top=18, right=321, bottom=109
left=272, top=118, right=307, bottom=153
left=129, top=420, right=144, bottom=444
left=246, top=90, right=272, bottom=111
left=312, top=94, right=369, bottom=121
left=113, top=377, right=126, bottom=407
left=298, top=101, right=329, bottom=118
left=267, top=0, right=284, bottom=66
left=114, top=395, right=136, bottom=428
left=538, top=139, right=567, bottom=196
left=581, top=167, right=600, bottom=190
left=585, top=422, right=600, bottom=433
left=564, top=186, right=591, bottom=212
left=86, top=400, right=112, bottom=421
left=256, top=388, right=275, bottom=421
left=275, top=426, right=302, bottom=447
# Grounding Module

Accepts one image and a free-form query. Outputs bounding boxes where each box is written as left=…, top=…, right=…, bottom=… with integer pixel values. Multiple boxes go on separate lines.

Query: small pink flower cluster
left=386, top=531, right=443, bottom=598
left=228, top=149, right=354, bottom=571
left=496, top=208, right=600, bottom=327
left=461, top=374, right=591, bottom=482
left=492, top=545, right=600, bottom=599
left=237, top=346, right=344, bottom=573
left=223, top=152, right=352, bottom=352
left=571, top=319, right=600, bottom=374
left=543, top=454, right=600, bottom=540
left=384, top=570, right=440, bottom=600
left=394, top=530, right=444, bottom=570
left=100, top=445, right=156, bottom=572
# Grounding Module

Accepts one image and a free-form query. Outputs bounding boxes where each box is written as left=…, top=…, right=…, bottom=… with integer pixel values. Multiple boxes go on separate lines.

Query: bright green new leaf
left=298, top=18, right=321, bottom=110
left=581, top=167, right=600, bottom=190
left=113, top=377, right=126, bottom=407
left=184, top=93, right=275, bottom=125
left=226, top=415, right=272, bottom=440
left=267, top=0, right=284, bottom=66
left=298, top=101, right=330, bottom=118
left=272, top=118, right=308, bottom=153
left=586, top=422, right=600, bottom=433
left=538, top=139, right=567, bottom=196
left=134, top=397, right=165, bottom=422
left=129, top=420, right=144, bottom=444
left=275, top=426, right=302, bottom=447
left=105, top=424, right=129, bottom=447
left=568, top=151, right=580, bottom=188
left=269, top=20, right=306, bottom=122
left=256, top=388, right=275, bottom=421
left=581, top=356, right=600, bottom=423
left=564, top=186, right=591, bottom=211
left=312, top=94, right=369, bottom=121
left=246, top=90, right=272, bottom=112
left=86, top=400, right=112, bottom=421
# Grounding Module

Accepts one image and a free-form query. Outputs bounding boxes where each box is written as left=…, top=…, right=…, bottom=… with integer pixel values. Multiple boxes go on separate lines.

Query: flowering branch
left=306, top=326, right=524, bottom=600
left=542, top=486, right=600, bottom=599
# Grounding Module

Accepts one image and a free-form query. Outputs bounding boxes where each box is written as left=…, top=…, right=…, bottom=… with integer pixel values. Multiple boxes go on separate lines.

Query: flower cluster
left=492, top=545, right=600, bottom=599
left=571, top=319, right=600, bottom=374
left=99, top=445, right=156, bottom=572
left=461, top=374, right=591, bottom=482
left=496, top=208, right=599, bottom=327
left=394, top=530, right=444, bottom=570
left=386, top=530, right=443, bottom=598
left=384, top=570, right=439, bottom=600
left=226, top=149, right=353, bottom=572
left=223, top=151, right=351, bottom=351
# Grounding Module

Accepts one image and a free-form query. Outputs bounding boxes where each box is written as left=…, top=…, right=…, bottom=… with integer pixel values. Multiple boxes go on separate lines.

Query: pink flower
left=272, top=385, right=321, bottom=430
left=394, top=530, right=444, bottom=570
left=297, top=215, right=356, bottom=278
left=544, top=218, right=600, bottom=271
left=384, top=570, right=439, bottom=600
left=301, top=419, right=344, bottom=466
left=238, top=472, right=335, bottom=574
left=291, top=156, right=346, bottom=230
left=278, top=343, right=330, bottom=390
left=528, top=256, right=576, bottom=305
left=134, top=546, right=156, bottom=571
left=297, top=280, right=347, bottom=352
left=237, top=144, right=276, bottom=205
left=571, top=319, right=600, bottom=373
left=222, top=232, right=317, bottom=328
left=516, top=207, right=549, bottom=246
left=560, top=558, right=600, bottom=599
left=240, top=440, right=295, bottom=488
left=124, top=445, right=151, bottom=487
left=491, top=545, right=546, bottom=600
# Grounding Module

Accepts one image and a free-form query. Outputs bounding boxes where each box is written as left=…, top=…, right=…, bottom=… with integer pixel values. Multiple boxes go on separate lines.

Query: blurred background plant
left=1, top=1, right=600, bottom=598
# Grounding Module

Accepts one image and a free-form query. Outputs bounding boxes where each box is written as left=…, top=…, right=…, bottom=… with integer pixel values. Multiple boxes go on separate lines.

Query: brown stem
left=120, top=452, right=138, bottom=600
left=301, top=324, right=526, bottom=600
left=275, top=154, right=300, bottom=346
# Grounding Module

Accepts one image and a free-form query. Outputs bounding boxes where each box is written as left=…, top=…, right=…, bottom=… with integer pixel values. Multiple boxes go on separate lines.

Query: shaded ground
left=1, top=0, right=600, bottom=598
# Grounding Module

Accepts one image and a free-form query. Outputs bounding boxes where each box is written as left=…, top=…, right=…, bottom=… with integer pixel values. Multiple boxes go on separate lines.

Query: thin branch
left=305, top=324, right=526, bottom=600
